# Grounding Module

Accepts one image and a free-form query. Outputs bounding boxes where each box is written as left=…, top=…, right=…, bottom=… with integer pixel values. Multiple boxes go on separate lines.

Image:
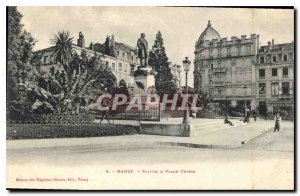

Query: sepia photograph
left=6, top=6, right=295, bottom=190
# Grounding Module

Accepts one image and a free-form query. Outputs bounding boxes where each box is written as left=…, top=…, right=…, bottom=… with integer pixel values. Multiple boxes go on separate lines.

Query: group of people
left=243, top=109, right=258, bottom=124
left=225, top=109, right=282, bottom=132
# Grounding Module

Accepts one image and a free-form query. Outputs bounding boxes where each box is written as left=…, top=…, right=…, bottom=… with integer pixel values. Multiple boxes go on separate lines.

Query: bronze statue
left=79, top=32, right=84, bottom=39
left=137, top=33, right=148, bottom=66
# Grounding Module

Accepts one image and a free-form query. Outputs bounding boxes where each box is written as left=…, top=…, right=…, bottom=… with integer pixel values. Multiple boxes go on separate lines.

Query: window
left=282, top=82, right=289, bottom=95
left=199, top=61, right=203, bottom=69
left=231, top=59, right=236, bottom=66
left=246, top=45, right=251, bottom=54
left=272, top=68, right=277, bottom=76
left=227, top=48, right=231, bottom=56
left=259, top=69, right=265, bottom=78
left=50, top=55, right=53, bottom=64
left=112, top=63, right=115, bottom=70
left=260, top=56, right=264, bottom=63
left=273, top=56, right=277, bottom=62
left=209, top=76, right=213, bottom=84
left=283, top=54, right=288, bottom=62
left=283, top=67, right=288, bottom=77
left=124, top=64, right=128, bottom=72
left=237, top=47, right=241, bottom=56
left=216, top=75, right=223, bottom=83
left=259, top=83, right=266, bottom=94
left=218, top=48, right=222, bottom=57
left=289, top=53, right=293, bottom=61
left=44, top=56, right=48, bottom=64
left=119, top=63, right=122, bottom=71
left=209, top=88, right=213, bottom=96
left=266, top=55, right=271, bottom=63
left=131, top=55, right=134, bottom=61
left=217, top=61, right=222, bottom=68
left=117, top=51, right=120, bottom=57
left=271, top=83, right=279, bottom=95
left=130, top=65, right=135, bottom=72
left=209, top=50, right=213, bottom=58
left=218, top=89, right=222, bottom=97
left=106, top=61, right=109, bottom=67
left=123, top=52, right=125, bottom=58
left=210, top=62, right=214, bottom=70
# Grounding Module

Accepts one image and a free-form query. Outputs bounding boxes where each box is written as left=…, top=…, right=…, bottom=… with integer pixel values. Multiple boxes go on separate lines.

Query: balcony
left=213, top=81, right=226, bottom=87
left=213, top=67, right=226, bottom=73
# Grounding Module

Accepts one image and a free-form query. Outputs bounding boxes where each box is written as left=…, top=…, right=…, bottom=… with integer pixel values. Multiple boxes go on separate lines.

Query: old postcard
left=6, top=6, right=294, bottom=190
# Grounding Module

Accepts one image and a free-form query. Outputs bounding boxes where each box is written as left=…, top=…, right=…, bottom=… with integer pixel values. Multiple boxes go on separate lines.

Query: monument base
left=133, top=65, right=156, bottom=95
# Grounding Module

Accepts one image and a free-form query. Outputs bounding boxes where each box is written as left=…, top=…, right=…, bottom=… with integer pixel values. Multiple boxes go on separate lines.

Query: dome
left=198, top=20, right=221, bottom=43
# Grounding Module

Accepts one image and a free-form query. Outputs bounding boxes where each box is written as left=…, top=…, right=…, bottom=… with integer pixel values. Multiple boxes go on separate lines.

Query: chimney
left=77, top=32, right=85, bottom=48
left=272, top=38, right=274, bottom=46
left=90, top=42, right=94, bottom=51
left=268, top=41, right=271, bottom=48
left=207, top=20, right=211, bottom=27
left=110, top=34, right=115, bottom=46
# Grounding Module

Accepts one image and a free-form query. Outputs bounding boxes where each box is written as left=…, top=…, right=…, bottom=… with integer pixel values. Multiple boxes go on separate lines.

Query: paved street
left=6, top=120, right=294, bottom=190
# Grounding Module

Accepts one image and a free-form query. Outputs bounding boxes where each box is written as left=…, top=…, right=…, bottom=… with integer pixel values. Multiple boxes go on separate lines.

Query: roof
left=93, top=41, right=137, bottom=58
left=198, top=20, right=221, bottom=43
left=259, top=42, right=294, bottom=53
left=114, top=42, right=136, bottom=52
left=34, top=46, right=56, bottom=53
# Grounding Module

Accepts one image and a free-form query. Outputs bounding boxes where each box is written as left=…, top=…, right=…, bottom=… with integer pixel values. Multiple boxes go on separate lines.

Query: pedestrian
left=99, top=89, right=111, bottom=125
left=100, top=110, right=110, bottom=124
left=191, top=104, right=197, bottom=119
left=224, top=115, right=234, bottom=126
left=273, top=113, right=281, bottom=132
left=246, top=111, right=250, bottom=124
left=253, top=110, right=257, bottom=122
left=244, top=108, right=250, bottom=124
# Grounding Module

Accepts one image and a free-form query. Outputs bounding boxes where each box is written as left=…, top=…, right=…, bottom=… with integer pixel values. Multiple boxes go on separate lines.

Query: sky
left=18, top=7, right=294, bottom=86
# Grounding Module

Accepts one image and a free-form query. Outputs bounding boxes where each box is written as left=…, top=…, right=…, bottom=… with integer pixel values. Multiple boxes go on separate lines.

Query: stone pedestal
left=133, top=65, right=156, bottom=95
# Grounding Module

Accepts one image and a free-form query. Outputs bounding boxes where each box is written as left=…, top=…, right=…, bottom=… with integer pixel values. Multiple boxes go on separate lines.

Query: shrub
left=6, top=113, right=94, bottom=124
left=7, top=124, right=138, bottom=140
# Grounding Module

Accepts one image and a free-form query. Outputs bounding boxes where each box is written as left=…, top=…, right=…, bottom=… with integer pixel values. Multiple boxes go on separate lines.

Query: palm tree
left=51, top=30, right=74, bottom=75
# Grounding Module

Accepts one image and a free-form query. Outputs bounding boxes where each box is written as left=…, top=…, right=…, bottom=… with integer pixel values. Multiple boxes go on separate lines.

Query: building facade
left=193, top=20, right=294, bottom=116
left=256, top=41, right=294, bottom=116
left=194, top=20, right=259, bottom=110
left=37, top=32, right=140, bottom=88
left=170, top=63, right=182, bottom=87
left=37, top=32, right=182, bottom=91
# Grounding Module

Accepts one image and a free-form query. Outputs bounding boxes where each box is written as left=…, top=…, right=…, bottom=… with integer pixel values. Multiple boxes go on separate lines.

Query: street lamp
left=182, top=57, right=191, bottom=125
left=243, top=85, right=247, bottom=117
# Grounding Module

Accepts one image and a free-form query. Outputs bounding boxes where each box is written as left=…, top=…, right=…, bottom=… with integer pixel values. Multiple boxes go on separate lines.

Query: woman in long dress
left=274, top=113, right=281, bottom=132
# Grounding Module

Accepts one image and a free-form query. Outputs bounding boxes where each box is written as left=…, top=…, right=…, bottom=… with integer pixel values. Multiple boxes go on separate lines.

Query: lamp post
left=182, top=57, right=191, bottom=125
left=243, top=85, right=247, bottom=117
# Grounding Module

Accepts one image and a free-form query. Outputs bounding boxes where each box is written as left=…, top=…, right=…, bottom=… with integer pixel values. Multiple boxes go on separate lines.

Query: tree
left=32, top=47, right=117, bottom=114
left=148, top=31, right=176, bottom=95
left=7, top=6, right=37, bottom=120
left=195, top=90, right=216, bottom=118
left=50, top=30, right=74, bottom=75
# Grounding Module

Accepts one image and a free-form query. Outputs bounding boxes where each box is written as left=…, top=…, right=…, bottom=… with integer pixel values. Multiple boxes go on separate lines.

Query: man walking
left=253, top=110, right=257, bottom=122
left=99, top=89, right=111, bottom=125
left=273, top=113, right=281, bottom=132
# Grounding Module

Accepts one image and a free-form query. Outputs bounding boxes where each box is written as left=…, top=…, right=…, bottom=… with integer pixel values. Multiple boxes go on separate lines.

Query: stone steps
left=190, top=120, right=246, bottom=137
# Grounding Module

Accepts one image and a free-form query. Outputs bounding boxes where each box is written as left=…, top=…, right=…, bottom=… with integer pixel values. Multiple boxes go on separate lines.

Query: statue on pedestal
left=134, top=33, right=156, bottom=95
left=137, top=33, right=148, bottom=67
